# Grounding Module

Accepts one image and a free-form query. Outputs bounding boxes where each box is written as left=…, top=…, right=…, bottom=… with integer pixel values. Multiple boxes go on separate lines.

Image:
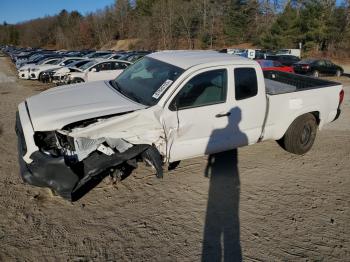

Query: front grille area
left=15, top=112, right=27, bottom=156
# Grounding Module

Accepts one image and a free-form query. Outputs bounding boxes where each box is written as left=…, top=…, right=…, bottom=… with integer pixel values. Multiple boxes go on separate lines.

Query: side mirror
left=91, top=68, right=97, bottom=72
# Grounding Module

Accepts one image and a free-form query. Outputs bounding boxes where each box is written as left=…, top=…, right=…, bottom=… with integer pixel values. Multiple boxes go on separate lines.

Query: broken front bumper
left=15, top=110, right=152, bottom=201
left=16, top=112, right=80, bottom=200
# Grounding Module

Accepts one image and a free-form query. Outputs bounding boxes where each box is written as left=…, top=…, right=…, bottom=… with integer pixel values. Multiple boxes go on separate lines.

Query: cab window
left=234, top=68, right=258, bottom=100
left=170, top=69, right=227, bottom=110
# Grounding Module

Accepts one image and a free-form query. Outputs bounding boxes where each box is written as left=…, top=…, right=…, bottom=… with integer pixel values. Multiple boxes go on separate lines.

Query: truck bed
left=264, top=70, right=339, bottom=95
left=261, top=70, right=343, bottom=142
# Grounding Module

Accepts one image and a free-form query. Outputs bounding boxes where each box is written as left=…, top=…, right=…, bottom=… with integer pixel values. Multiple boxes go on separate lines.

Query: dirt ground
left=0, top=55, right=349, bottom=262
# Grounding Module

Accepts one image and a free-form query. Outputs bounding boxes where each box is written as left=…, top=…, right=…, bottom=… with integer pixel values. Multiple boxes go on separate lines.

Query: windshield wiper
left=110, top=80, right=123, bottom=94
left=125, top=91, right=142, bottom=104
left=110, top=80, right=143, bottom=104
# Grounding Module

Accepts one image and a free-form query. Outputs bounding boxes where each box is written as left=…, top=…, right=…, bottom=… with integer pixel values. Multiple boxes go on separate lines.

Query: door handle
left=215, top=112, right=231, bottom=118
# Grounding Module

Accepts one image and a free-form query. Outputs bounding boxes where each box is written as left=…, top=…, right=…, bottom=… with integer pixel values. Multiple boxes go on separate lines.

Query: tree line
left=0, top=0, right=349, bottom=55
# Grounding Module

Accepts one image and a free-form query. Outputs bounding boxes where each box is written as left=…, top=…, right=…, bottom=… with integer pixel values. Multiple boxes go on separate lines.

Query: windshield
left=63, top=60, right=78, bottom=66
left=87, top=52, right=112, bottom=58
left=52, top=59, right=64, bottom=65
left=38, top=59, right=50, bottom=65
left=79, top=60, right=98, bottom=71
left=113, top=57, right=184, bottom=106
left=99, top=53, right=114, bottom=59
left=297, top=59, right=316, bottom=64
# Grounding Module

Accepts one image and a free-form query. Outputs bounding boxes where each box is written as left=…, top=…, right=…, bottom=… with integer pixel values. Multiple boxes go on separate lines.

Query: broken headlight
left=55, top=131, right=75, bottom=151
left=33, top=131, right=61, bottom=156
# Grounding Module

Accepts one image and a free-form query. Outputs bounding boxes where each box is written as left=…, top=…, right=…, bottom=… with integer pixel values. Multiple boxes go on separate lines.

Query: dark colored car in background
left=293, top=59, right=343, bottom=77
left=266, top=55, right=300, bottom=66
left=257, top=60, right=294, bottom=73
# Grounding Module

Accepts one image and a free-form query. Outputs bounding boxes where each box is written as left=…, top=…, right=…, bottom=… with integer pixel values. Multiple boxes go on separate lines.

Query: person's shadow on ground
left=202, top=107, right=247, bottom=262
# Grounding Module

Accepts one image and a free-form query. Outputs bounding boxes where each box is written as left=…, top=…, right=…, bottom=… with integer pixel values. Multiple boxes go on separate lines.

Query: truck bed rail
left=263, top=70, right=340, bottom=95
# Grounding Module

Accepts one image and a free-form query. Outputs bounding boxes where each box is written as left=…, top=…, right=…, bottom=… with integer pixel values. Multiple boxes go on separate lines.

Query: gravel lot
left=0, top=55, right=349, bottom=261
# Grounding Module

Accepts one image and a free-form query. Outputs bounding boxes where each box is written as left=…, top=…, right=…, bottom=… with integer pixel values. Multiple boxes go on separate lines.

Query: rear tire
left=278, top=113, right=317, bottom=155
left=312, top=70, right=319, bottom=78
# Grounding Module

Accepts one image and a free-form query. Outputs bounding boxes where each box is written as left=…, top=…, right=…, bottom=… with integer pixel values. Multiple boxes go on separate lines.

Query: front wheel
left=38, top=73, right=44, bottom=82
left=277, top=113, right=317, bottom=155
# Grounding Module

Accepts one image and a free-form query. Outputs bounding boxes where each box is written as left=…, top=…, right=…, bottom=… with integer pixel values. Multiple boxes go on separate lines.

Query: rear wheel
left=312, top=70, right=319, bottom=78
left=277, top=113, right=317, bottom=155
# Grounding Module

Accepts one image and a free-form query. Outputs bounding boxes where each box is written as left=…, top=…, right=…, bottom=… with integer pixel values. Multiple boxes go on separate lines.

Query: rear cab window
left=234, top=68, right=258, bottom=100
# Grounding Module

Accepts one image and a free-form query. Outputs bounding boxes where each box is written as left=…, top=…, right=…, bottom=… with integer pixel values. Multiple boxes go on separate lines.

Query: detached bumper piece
left=18, top=151, right=80, bottom=200
left=15, top=114, right=157, bottom=201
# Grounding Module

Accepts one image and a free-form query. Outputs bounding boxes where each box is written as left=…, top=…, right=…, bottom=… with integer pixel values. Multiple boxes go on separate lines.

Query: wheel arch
left=274, top=110, right=321, bottom=141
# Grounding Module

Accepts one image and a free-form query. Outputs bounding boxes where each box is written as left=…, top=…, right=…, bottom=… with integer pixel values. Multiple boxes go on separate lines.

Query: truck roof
left=148, top=50, right=256, bottom=69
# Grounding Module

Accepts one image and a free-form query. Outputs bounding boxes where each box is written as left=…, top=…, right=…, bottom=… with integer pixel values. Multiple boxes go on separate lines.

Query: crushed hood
left=26, top=80, right=146, bottom=131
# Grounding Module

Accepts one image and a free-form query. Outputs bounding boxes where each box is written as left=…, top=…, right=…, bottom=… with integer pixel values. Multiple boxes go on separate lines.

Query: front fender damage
left=24, top=108, right=167, bottom=200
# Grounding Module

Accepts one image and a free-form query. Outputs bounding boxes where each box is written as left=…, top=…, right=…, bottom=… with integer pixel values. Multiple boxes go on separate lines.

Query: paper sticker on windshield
left=152, top=80, right=173, bottom=99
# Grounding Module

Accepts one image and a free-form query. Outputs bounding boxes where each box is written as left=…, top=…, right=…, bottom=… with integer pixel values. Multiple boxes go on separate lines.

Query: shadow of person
left=202, top=107, right=247, bottom=262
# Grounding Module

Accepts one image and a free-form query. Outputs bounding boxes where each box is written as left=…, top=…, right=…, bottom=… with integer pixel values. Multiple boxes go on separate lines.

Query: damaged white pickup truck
left=16, top=51, right=344, bottom=200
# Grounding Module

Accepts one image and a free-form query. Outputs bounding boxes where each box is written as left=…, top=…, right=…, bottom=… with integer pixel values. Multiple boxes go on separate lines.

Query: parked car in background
left=18, top=58, right=62, bottom=79
left=293, top=59, right=344, bottom=77
left=256, top=60, right=294, bottom=73
left=84, top=51, right=113, bottom=59
left=118, top=51, right=153, bottom=62
left=99, top=53, right=125, bottom=60
left=254, top=49, right=274, bottom=59
left=16, top=53, right=61, bottom=69
left=266, top=55, right=300, bottom=66
left=276, top=49, right=301, bottom=58
left=67, top=59, right=131, bottom=83
left=50, top=59, right=94, bottom=84
left=27, top=57, right=85, bottom=80
left=40, top=59, right=93, bottom=83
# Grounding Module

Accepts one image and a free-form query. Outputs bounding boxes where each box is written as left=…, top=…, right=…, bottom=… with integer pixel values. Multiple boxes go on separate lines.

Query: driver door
left=162, top=67, right=245, bottom=162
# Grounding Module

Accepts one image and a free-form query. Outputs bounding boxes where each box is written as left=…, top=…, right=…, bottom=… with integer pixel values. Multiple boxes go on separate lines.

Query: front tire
left=38, top=72, right=44, bottom=82
left=278, top=113, right=317, bottom=155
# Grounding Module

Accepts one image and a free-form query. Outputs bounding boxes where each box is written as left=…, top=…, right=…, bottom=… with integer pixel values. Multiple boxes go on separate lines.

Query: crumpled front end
left=16, top=103, right=166, bottom=201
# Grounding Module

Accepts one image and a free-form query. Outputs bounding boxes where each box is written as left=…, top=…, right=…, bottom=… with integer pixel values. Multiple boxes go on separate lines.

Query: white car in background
left=27, top=57, right=86, bottom=80
left=18, top=58, right=62, bottom=79
left=50, top=59, right=93, bottom=84
left=67, top=59, right=131, bottom=84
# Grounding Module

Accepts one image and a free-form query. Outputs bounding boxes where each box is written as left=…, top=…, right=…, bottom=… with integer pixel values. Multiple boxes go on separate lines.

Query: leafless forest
left=1, top=0, right=350, bottom=55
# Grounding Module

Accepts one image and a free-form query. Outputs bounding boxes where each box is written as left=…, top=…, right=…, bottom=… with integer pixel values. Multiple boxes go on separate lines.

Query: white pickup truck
left=16, top=51, right=344, bottom=200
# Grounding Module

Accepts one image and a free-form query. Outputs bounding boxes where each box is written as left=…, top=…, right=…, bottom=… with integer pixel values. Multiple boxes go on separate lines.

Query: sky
left=0, top=0, right=116, bottom=24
